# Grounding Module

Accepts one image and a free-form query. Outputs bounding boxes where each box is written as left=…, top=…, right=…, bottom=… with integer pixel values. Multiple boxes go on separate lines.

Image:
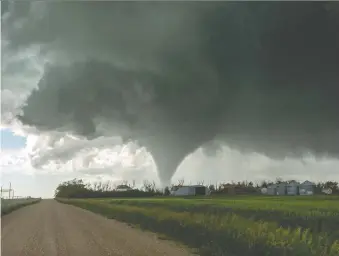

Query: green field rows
left=103, top=196, right=339, bottom=236
left=58, top=196, right=339, bottom=256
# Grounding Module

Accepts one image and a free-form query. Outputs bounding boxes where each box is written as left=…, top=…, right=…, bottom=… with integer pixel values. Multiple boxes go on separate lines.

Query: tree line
left=54, top=178, right=339, bottom=198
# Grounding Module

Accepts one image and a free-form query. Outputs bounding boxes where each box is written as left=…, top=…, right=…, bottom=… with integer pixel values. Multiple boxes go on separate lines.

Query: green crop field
left=57, top=195, right=339, bottom=256
left=1, top=198, right=41, bottom=216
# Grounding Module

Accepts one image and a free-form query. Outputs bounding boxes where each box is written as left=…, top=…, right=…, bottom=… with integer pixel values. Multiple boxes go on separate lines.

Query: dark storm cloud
left=3, top=2, right=339, bottom=185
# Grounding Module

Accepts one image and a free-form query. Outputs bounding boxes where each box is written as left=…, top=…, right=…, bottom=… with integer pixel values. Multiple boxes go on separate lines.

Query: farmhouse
left=171, top=185, right=210, bottom=196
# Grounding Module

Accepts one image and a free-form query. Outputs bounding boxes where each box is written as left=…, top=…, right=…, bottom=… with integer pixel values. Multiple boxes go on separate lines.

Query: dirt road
left=1, top=200, right=195, bottom=256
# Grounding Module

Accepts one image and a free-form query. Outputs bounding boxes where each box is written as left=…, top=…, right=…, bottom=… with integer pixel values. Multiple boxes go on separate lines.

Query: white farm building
left=171, top=185, right=210, bottom=196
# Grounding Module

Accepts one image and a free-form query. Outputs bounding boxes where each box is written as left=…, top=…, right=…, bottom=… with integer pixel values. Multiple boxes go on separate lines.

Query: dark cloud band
left=3, top=2, right=339, bottom=185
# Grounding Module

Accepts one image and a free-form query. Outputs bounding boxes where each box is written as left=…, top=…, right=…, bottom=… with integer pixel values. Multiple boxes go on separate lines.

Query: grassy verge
left=1, top=198, right=42, bottom=216
left=56, top=198, right=339, bottom=256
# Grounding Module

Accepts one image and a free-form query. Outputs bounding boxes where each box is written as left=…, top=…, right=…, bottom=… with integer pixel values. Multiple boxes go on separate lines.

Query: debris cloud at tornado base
left=2, top=2, right=339, bottom=185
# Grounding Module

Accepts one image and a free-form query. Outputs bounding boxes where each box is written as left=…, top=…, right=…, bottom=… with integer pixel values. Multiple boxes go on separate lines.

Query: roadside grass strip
left=1, top=198, right=42, bottom=216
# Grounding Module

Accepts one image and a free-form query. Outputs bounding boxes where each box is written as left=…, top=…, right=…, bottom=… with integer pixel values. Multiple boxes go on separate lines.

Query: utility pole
left=9, top=182, right=11, bottom=199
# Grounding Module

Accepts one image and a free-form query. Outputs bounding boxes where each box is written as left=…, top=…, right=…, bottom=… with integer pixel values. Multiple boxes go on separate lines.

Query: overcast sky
left=1, top=2, right=338, bottom=198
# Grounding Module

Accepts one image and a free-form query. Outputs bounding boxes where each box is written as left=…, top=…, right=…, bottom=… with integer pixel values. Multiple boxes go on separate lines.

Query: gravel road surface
left=1, top=200, right=195, bottom=256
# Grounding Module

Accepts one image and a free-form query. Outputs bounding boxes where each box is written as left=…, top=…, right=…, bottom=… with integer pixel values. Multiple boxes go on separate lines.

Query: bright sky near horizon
left=1, top=127, right=339, bottom=198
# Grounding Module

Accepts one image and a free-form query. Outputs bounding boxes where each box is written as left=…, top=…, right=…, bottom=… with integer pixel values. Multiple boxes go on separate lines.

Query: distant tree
left=275, top=177, right=283, bottom=184
left=324, top=181, right=338, bottom=192
left=54, top=178, right=89, bottom=198
left=208, top=184, right=216, bottom=192
left=177, top=179, right=185, bottom=187
left=164, top=186, right=170, bottom=196
left=142, top=180, right=156, bottom=193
